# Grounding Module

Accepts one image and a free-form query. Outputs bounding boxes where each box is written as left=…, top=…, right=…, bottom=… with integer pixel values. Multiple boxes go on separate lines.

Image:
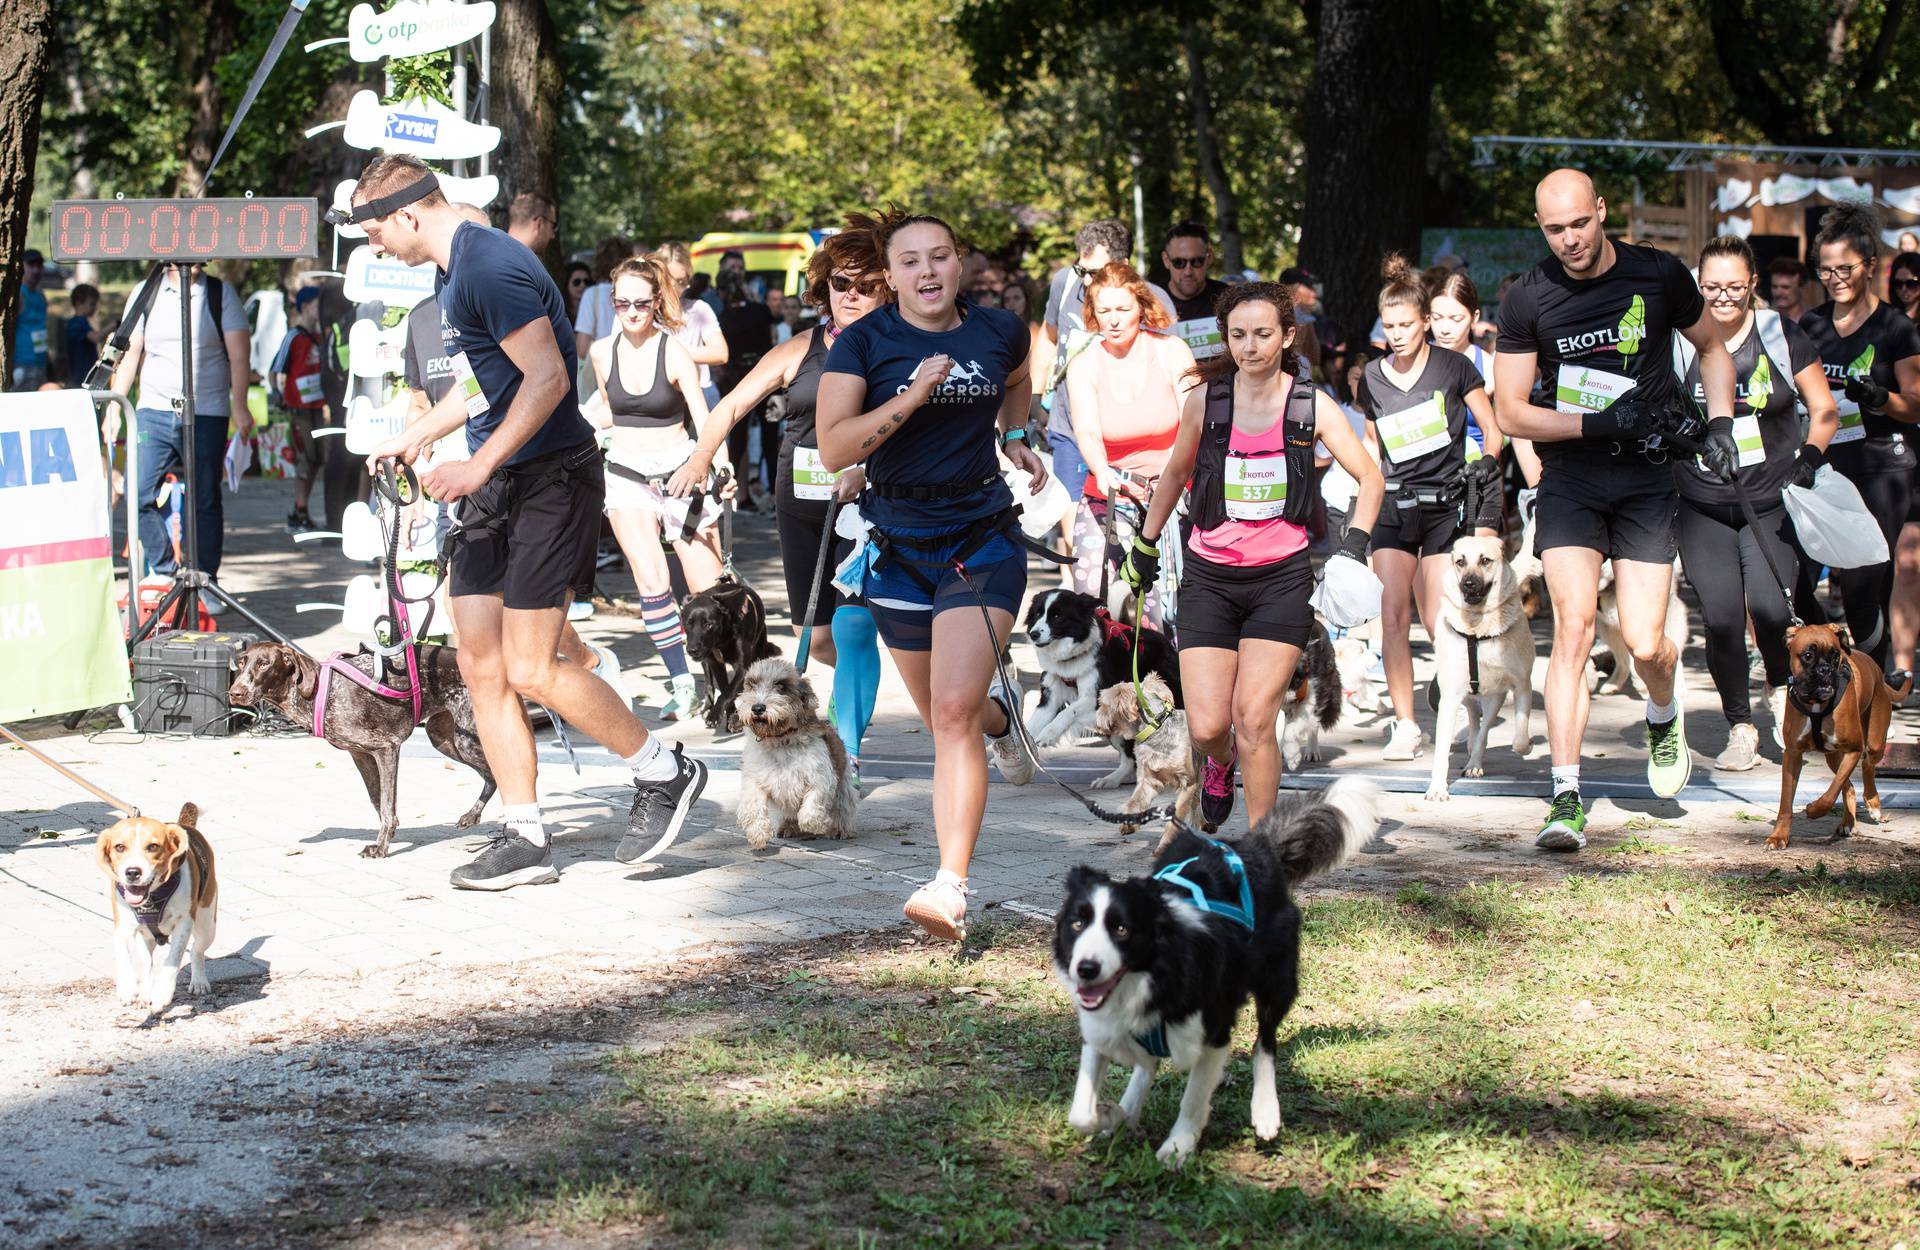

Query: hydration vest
left=1186, top=357, right=1321, bottom=531
left=1670, top=307, right=1806, bottom=421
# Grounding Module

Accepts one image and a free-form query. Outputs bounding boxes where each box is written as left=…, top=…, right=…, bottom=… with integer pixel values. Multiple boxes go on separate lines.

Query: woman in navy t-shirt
left=817, top=209, right=1052, bottom=942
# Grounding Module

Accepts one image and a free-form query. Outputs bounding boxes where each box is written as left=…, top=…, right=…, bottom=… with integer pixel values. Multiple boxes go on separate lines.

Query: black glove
left=1121, top=534, right=1160, bottom=592
left=1789, top=442, right=1825, bottom=490
left=1468, top=452, right=1503, bottom=495
left=1845, top=375, right=1891, bottom=412
left=1698, top=416, right=1739, bottom=484
left=1337, top=526, right=1371, bottom=562
left=1582, top=397, right=1659, bottom=442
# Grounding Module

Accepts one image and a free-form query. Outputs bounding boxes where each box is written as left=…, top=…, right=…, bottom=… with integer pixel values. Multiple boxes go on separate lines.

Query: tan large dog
left=1770, top=623, right=1912, bottom=847
left=1427, top=535, right=1536, bottom=801
left=96, top=803, right=218, bottom=1015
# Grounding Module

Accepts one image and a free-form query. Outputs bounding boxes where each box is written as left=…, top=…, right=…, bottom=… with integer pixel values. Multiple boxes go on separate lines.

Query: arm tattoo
left=860, top=419, right=896, bottom=451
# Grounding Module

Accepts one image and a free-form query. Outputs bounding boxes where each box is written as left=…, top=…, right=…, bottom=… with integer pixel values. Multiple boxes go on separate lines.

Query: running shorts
left=449, top=440, right=604, bottom=611
left=1177, top=548, right=1314, bottom=651
left=1535, top=453, right=1677, bottom=564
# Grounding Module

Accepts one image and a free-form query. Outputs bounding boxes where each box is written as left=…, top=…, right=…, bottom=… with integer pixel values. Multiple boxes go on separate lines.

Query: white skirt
left=604, top=440, right=725, bottom=535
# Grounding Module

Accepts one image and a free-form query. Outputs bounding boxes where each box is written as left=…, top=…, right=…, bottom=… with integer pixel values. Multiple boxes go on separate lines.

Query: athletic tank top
left=1077, top=332, right=1181, bottom=500
left=778, top=325, right=839, bottom=508
left=1187, top=412, right=1309, bottom=569
left=606, top=333, right=687, bottom=430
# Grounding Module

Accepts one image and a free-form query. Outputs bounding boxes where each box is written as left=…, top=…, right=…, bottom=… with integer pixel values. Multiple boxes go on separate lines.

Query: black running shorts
left=1370, top=496, right=1464, bottom=557
left=449, top=441, right=605, bottom=611
left=1177, top=548, right=1315, bottom=651
left=1535, top=453, right=1677, bottom=563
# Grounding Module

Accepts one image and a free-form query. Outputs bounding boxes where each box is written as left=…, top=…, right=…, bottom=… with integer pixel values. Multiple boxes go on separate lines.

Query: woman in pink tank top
left=1065, top=262, right=1196, bottom=621
left=1121, top=283, right=1383, bottom=831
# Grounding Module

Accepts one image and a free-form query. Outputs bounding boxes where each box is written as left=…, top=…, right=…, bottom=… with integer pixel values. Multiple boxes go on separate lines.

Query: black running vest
left=1186, top=359, right=1321, bottom=531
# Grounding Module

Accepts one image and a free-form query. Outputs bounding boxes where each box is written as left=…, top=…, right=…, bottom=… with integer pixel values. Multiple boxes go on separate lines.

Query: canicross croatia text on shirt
left=1495, top=239, right=1705, bottom=459
left=1797, top=300, right=1920, bottom=475
left=822, top=300, right=1029, bottom=529
left=436, top=222, right=593, bottom=466
left=1357, top=345, right=1486, bottom=492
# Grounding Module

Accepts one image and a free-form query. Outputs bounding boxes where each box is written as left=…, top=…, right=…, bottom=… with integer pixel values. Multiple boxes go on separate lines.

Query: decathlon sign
left=340, top=90, right=500, bottom=160
left=349, top=0, right=496, bottom=61
left=344, top=245, right=437, bottom=309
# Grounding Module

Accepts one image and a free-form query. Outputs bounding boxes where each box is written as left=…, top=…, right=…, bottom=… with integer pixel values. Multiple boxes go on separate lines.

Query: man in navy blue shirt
left=353, top=155, right=708, bottom=892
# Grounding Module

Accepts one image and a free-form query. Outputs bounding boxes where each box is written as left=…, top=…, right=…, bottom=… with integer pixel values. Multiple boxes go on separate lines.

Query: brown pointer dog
left=1771, top=623, right=1912, bottom=848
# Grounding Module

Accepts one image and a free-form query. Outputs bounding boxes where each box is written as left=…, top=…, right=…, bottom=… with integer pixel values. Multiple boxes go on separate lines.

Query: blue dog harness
left=1152, top=839, right=1256, bottom=932
left=1133, top=838, right=1257, bottom=1059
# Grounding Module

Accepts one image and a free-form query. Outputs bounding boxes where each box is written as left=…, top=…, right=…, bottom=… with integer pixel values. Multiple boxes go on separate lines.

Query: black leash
left=1730, top=472, right=1804, bottom=630
left=952, top=559, right=1195, bottom=832
left=796, top=497, right=841, bottom=673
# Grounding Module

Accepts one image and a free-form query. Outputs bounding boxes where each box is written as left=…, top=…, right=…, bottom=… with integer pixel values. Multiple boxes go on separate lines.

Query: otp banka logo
left=384, top=112, right=440, bottom=144
left=899, top=357, right=998, bottom=402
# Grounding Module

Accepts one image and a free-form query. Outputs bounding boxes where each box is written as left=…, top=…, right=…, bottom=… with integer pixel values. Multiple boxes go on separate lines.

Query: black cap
left=1278, top=266, right=1314, bottom=287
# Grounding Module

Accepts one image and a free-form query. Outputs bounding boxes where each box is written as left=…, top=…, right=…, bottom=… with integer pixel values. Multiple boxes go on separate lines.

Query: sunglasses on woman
left=612, top=298, right=655, bottom=312
left=830, top=272, right=883, bottom=295
left=1894, top=277, right=1920, bottom=290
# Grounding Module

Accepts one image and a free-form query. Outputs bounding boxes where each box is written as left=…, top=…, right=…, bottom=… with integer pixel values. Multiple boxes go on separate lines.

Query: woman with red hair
left=1064, top=262, right=1198, bottom=622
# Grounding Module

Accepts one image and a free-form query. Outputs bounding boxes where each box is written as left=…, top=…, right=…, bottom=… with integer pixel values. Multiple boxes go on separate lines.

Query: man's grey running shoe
left=451, top=832, right=559, bottom=891
left=617, top=745, right=709, bottom=863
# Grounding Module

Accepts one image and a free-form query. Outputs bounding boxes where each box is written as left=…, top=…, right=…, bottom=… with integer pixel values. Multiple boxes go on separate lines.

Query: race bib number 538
left=1555, top=363, right=1634, bottom=414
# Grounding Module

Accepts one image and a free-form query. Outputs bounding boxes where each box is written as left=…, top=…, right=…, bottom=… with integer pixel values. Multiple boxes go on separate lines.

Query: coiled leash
left=952, top=558, right=1196, bottom=834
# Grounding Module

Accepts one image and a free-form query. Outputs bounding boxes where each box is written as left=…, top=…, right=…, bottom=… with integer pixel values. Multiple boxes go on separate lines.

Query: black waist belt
left=1390, top=480, right=1465, bottom=506
left=869, top=505, right=1071, bottom=594
left=865, top=473, right=1002, bottom=502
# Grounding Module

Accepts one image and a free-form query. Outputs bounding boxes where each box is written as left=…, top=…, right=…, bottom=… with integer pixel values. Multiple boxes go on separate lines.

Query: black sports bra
left=606, top=333, right=689, bottom=430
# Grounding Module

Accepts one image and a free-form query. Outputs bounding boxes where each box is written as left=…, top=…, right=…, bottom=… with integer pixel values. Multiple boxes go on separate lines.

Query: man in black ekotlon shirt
left=1493, top=169, right=1739, bottom=853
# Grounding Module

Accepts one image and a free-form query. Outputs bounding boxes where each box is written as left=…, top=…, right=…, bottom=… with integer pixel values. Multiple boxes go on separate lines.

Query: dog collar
left=1134, top=1020, right=1171, bottom=1058
left=118, top=871, right=182, bottom=929
left=1153, top=837, right=1255, bottom=932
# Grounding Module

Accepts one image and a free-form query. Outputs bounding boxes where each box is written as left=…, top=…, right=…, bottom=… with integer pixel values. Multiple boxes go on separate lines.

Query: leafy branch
left=385, top=53, right=453, bottom=108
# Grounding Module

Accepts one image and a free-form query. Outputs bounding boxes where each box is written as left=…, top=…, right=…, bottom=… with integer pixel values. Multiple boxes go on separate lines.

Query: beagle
left=96, top=803, right=219, bottom=1015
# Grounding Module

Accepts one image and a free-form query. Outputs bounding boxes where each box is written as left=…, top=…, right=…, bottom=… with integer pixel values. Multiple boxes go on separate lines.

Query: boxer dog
left=1770, top=622, right=1912, bottom=848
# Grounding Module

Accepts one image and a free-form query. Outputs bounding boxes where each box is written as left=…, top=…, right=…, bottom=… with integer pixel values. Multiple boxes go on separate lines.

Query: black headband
left=326, top=172, right=440, bottom=227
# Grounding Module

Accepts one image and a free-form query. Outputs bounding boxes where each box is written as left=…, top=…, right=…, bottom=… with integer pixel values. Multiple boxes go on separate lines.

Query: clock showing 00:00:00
left=49, top=199, right=320, bottom=262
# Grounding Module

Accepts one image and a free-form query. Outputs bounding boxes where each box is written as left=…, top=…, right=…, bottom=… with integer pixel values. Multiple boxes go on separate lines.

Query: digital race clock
left=49, top=198, right=320, bottom=262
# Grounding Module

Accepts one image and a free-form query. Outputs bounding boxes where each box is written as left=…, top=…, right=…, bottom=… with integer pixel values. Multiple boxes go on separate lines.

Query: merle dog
left=229, top=642, right=495, bottom=858
left=681, top=574, right=781, bottom=732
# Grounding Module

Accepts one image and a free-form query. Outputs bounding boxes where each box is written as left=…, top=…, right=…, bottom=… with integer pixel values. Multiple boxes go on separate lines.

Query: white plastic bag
left=1310, top=553, right=1385, bottom=629
left=1003, top=463, right=1072, bottom=539
left=1784, top=465, right=1889, bottom=569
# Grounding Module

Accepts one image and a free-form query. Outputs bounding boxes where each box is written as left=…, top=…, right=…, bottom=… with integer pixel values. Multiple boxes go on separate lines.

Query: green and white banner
left=0, top=392, right=132, bottom=721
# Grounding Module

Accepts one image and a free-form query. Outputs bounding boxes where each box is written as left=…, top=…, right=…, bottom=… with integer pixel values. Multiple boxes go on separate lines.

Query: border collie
left=1023, top=589, right=1181, bottom=749
left=1052, top=779, right=1380, bottom=1168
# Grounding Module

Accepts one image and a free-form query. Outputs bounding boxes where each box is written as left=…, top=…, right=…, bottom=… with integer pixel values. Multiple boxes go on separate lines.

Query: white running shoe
left=587, top=644, right=626, bottom=705
left=660, top=672, right=699, bottom=722
left=904, top=875, right=968, bottom=941
left=1382, top=718, right=1427, bottom=761
left=985, top=676, right=1033, bottom=785
left=1766, top=685, right=1787, bottom=749
left=1714, top=722, right=1759, bottom=771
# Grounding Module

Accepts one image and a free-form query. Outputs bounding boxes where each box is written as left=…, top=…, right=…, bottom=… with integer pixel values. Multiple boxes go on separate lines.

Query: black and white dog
left=1023, top=589, right=1181, bottom=748
left=1279, top=622, right=1343, bottom=769
left=1052, top=779, right=1380, bottom=1168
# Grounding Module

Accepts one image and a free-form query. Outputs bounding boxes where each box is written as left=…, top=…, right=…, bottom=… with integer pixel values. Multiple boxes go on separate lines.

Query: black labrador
left=229, top=642, right=495, bottom=858
left=680, top=574, right=781, bottom=732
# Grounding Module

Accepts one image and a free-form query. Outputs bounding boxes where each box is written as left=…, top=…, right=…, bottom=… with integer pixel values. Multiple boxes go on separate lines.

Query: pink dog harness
left=313, top=461, right=429, bottom=737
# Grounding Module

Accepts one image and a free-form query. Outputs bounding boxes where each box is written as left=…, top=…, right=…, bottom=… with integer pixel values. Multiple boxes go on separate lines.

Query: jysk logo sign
left=384, top=113, right=439, bottom=143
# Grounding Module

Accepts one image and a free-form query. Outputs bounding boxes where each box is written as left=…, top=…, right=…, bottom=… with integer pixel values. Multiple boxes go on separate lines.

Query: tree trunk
left=64, top=65, right=99, bottom=287
left=1298, top=0, right=1438, bottom=355
left=0, top=0, right=53, bottom=380
left=177, top=0, right=241, bottom=194
left=1179, top=24, right=1243, bottom=274
left=492, top=0, right=562, bottom=270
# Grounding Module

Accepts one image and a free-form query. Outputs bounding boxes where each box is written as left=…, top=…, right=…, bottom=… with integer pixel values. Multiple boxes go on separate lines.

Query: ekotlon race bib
left=1224, top=452, right=1287, bottom=520
left=294, top=372, right=325, bottom=405
left=1555, top=362, right=1635, bottom=414
left=1173, top=317, right=1223, bottom=360
left=792, top=445, right=838, bottom=501
left=1732, top=414, right=1765, bottom=467
left=1377, top=393, right=1451, bottom=464
left=450, top=351, right=489, bottom=419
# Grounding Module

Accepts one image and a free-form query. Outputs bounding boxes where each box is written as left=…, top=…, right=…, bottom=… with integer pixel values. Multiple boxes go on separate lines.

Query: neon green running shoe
left=1535, top=790, right=1587, bottom=851
left=1646, top=707, right=1691, bottom=799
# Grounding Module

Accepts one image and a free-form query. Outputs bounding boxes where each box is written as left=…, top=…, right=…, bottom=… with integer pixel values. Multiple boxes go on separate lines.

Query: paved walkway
left=5, top=478, right=1918, bottom=995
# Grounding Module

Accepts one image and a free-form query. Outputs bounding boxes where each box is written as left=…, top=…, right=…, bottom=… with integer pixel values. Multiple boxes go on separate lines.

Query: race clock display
left=49, top=198, right=320, bottom=262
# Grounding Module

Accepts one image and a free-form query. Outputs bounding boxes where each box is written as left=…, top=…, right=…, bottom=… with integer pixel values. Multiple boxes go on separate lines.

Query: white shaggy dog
left=734, top=658, right=858, bottom=848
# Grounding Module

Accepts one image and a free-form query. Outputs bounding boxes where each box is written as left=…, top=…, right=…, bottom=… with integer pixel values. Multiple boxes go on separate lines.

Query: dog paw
left=1155, top=1131, right=1198, bottom=1169
left=1250, top=1101, right=1284, bottom=1141
left=1068, top=1103, right=1123, bottom=1137
left=1464, top=762, right=1485, bottom=778
left=1424, top=782, right=1450, bottom=802
left=1804, top=799, right=1834, bottom=820
left=1765, top=830, right=1791, bottom=849
left=188, top=974, right=211, bottom=997
left=456, top=811, right=481, bottom=829
left=1513, top=738, right=1534, bottom=759
left=359, top=843, right=390, bottom=860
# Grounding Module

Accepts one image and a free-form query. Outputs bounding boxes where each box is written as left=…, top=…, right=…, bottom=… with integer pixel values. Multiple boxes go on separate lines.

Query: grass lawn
left=462, top=862, right=1920, bottom=1249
